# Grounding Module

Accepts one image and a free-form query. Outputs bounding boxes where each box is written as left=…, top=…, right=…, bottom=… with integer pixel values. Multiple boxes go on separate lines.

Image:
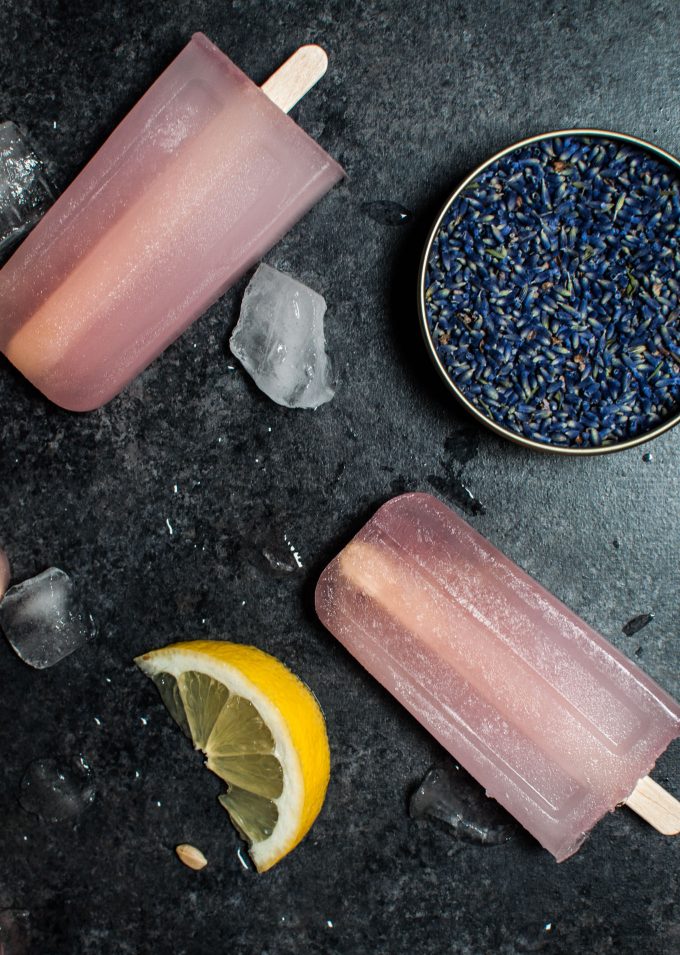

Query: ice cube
left=0, top=567, right=95, bottom=669
left=0, top=122, right=53, bottom=264
left=0, top=548, right=9, bottom=599
left=410, top=763, right=517, bottom=846
left=230, top=263, right=335, bottom=409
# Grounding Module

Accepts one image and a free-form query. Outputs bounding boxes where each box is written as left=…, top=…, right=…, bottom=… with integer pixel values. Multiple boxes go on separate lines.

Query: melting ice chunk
left=230, top=263, right=335, bottom=409
left=19, top=756, right=96, bottom=822
left=0, top=567, right=95, bottom=669
left=0, top=122, right=53, bottom=263
left=0, top=548, right=10, bottom=599
left=410, top=763, right=517, bottom=846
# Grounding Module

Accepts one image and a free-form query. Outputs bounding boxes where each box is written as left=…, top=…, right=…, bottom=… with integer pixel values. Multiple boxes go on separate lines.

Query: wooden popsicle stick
left=260, top=45, right=329, bottom=114
left=624, top=775, right=680, bottom=835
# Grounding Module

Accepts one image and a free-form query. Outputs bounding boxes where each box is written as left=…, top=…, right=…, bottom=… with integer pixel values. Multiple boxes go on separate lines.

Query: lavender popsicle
left=0, top=34, right=343, bottom=411
left=315, top=493, right=680, bottom=861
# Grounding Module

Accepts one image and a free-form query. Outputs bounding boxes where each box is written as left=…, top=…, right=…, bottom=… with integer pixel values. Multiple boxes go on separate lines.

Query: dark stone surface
left=1, top=1, right=679, bottom=952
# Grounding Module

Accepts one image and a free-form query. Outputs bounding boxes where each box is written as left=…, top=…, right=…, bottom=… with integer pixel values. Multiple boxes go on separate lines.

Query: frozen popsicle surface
left=315, top=493, right=680, bottom=861
left=0, top=33, right=343, bottom=411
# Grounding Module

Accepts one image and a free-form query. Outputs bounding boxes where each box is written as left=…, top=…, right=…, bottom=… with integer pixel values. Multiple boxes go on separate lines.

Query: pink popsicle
left=0, top=34, right=343, bottom=411
left=0, top=549, right=9, bottom=600
left=315, top=492, right=680, bottom=861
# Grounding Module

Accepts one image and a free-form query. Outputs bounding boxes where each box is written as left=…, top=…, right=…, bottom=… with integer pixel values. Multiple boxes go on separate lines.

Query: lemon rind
left=135, top=646, right=305, bottom=871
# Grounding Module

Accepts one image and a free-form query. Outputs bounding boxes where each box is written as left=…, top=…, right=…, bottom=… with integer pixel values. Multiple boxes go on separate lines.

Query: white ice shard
left=230, top=263, right=335, bottom=409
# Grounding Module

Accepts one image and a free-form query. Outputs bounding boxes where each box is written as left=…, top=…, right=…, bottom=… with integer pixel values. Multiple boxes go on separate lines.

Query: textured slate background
left=1, top=1, right=679, bottom=953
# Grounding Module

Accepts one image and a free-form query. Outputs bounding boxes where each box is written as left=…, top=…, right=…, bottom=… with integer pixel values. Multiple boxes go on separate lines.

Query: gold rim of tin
left=417, top=128, right=680, bottom=455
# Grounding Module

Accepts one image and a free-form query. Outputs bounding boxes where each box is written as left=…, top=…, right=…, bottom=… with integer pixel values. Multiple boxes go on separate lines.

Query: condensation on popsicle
left=315, top=492, right=680, bottom=861
left=0, top=34, right=344, bottom=411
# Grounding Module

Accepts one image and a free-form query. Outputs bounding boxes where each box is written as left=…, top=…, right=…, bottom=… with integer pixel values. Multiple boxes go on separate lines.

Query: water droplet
left=427, top=475, right=486, bottom=516
left=19, top=757, right=95, bottom=822
left=612, top=539, right=621, bottom=549
left=622, top=612, right=654, bottom=636
left=444, top=426, right=480, bottom=467
left=361, top=200, right=412, bottom=226
left=260, top=530, right=304, bottom=576
left=516, top=919, right=556, bottom=951
left=642, top=451, right=653, bottom=462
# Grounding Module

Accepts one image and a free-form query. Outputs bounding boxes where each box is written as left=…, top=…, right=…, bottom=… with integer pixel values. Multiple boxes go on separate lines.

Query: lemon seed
left=175, top=843, right=207, bottom=870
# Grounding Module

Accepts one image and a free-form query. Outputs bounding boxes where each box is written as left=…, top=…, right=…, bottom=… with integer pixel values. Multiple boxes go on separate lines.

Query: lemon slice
left=134, top=640, right=330, bottom=872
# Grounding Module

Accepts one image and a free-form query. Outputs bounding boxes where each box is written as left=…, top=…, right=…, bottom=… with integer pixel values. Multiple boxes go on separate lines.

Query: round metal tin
left=418, top=128, right=680, bottom=455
